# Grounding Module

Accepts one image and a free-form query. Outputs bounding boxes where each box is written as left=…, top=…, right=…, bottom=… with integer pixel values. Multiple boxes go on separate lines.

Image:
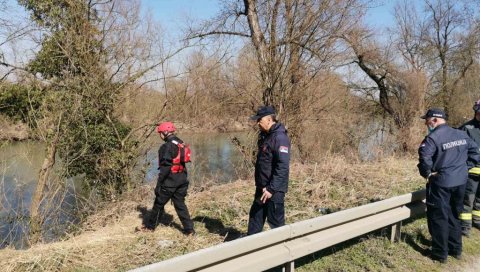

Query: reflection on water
left=0, top=132, right=249, bottom=248
left=0, top=142, right=44, bottom=248
left=0, top=142, right=82, bottom=249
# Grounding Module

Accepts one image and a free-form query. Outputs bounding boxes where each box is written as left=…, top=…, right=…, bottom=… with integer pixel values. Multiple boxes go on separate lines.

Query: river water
left=0, top=124, right=394, bottom=249
left=0, top=132, right=249, bottom=249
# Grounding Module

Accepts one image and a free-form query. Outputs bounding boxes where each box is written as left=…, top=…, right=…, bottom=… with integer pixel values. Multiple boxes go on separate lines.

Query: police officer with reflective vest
left=247, top=106, right=291, bottom=235
left=142, top=122, right=195, bottom=235
left=459, top=100, right=480, bottom=237
left=418, top=108, right=480, bottom=263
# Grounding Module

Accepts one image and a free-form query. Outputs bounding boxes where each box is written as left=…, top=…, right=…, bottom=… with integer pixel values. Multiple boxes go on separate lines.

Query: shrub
left=0, top=83, right=43, bottom=123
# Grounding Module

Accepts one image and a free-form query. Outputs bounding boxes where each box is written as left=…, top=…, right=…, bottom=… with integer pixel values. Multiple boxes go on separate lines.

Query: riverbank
left=0, top=116, right=249, bottom=142
left=0, top=116, right=29, bottom=141
left=178, top=118, right=250, bottom=133
left=1, top=156, right=479, bottom=271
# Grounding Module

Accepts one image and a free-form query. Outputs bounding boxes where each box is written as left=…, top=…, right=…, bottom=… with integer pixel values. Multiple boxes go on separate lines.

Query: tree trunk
left=244, top=0, right=276, bottom=106
left=441, top=56, right=450, bottom=115
left=29, top=134, right=59, bottom=244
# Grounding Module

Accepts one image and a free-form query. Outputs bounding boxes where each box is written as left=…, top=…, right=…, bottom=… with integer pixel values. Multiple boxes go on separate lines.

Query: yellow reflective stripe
left=460, top=213, right=472, bottom=220
left=469, top=167, right=480, bottom=175
left=472, top=210, right=480, bottom=217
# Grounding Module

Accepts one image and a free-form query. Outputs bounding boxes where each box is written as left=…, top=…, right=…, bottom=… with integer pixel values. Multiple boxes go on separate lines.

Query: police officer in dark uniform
left=418, top=108, right=480, bottom=263
left=459, top=100, right=480, bottom=236
left=141, top=122, right=195, bottom=235
left=247, top=106, right=291, bottom=235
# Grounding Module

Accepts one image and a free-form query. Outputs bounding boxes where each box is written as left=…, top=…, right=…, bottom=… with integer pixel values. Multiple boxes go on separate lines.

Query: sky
left=1, top=0, right=403, bottom=48
left=142, top=0, right=221, bottom=23
left=141, top=0, right=404, bottom=37
left=141, top=0, right=221, bottom=39
left=0, top=0, right=410, bottom=84
left=141, top=0, right=399, bottom=36
left=1, top=0, right=415, bottom=42
left=138, top=0, right=402, bottom=75
left=138, top=0, right=402, bottom=74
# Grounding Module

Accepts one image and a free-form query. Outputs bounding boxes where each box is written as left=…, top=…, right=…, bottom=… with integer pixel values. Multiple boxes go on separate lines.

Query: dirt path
left=459, top=259, right=480, bottom=272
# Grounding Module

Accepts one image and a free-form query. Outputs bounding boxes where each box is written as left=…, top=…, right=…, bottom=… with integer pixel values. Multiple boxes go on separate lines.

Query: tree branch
left=186, top=31, right=251, bottom=40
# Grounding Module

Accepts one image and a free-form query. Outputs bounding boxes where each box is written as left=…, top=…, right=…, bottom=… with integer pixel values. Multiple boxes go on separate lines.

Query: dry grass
left=0, top=155, right=426, bottom=271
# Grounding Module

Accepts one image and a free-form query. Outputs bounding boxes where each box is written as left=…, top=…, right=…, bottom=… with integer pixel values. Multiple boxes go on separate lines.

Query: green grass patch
left=281, top=217, right=480, bottom=272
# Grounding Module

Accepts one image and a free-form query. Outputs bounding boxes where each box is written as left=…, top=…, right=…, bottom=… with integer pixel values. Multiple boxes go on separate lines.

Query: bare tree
left=343, top=25, right=427, bottom=151
left=343, top=0, right=479, bottom=152
left=188, top=0, right=367, bottom=158
left=0, top=0, right=34, bottom=81
left=391, top=0, right=429, bottom=72
left=422, top=0, right=480, bottom=115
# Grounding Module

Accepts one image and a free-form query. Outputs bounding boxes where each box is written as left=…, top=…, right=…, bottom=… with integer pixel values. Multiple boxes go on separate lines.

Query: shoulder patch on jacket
left=279, top=146, right=289, bottom=153
left=419, top=140, right=426, bottom=148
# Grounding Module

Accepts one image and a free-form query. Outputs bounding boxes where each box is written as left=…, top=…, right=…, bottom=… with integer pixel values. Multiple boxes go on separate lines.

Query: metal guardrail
left=130, top=189, right=426, bottom=272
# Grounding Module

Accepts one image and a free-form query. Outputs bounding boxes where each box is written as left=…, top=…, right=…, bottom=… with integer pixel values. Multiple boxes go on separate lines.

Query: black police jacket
left=158, top=135, right=188, bottom=187
left=459, top=118, right=480, bottom=146
left=255, top=123, right=291, bottom=194
left=418, top=124, right=480, bottom=187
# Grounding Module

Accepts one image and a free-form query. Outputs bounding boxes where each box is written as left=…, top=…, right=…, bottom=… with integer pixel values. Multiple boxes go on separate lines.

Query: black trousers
left=461, top=175, right=480, bottom=231
left=426, top=182, right=465, bottom=259
left=247, top=188, right=285, bottom=235
left=148, top=182, right=194, bottom=231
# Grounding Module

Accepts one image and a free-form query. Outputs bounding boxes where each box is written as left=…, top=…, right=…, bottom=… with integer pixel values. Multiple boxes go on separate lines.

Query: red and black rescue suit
left=146, top=134, right=194, bottom=233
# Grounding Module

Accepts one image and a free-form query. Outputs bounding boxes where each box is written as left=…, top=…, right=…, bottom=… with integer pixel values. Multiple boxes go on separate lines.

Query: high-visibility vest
left=469, top=167, right=480, bottom=176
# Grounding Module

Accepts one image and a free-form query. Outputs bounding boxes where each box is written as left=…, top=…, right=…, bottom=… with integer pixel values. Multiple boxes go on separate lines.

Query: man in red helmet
left=141, top=121, right=195, bottom=235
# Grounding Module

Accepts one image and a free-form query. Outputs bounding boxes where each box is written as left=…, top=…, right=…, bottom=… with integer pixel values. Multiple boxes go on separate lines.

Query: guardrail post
left=390, top=221, right=402, bottom=242
left=283, top=261, right=294, bottom=272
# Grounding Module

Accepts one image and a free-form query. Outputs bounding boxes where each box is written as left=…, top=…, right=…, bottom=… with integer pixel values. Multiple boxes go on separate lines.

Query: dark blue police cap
left=250, top=106, right=276, bottom=120
left=420, top=108, right=447, bottom=120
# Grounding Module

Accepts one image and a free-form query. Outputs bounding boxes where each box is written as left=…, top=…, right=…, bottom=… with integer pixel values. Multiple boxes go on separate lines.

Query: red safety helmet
left=157, top=122, right=176, bottom=134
